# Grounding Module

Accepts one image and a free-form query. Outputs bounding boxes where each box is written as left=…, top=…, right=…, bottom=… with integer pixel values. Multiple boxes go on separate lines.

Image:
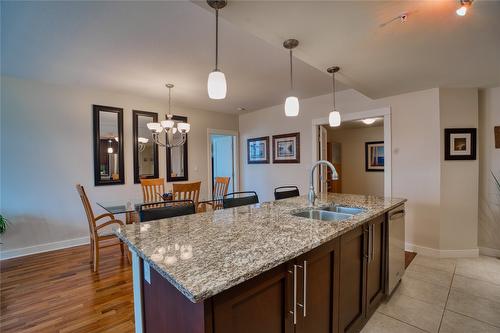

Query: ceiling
left=1, top=1, right=345, bottom=114
left=328, top=117, right=384, bottom=130
left=209, top=0, right=500, bottom=98
left=2, top=1, right=499, bottom=115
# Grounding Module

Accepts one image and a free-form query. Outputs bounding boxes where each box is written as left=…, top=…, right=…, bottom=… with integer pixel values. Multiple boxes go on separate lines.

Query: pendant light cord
left=289, top=50, right=294, bottom=90
left=332, top=72, right=336, bottom=109
left=168, top=86, right=172, bottom=117
left=215, top=9, right=219, bottom=71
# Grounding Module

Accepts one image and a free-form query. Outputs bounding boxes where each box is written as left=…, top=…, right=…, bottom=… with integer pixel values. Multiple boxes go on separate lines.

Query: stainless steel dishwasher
left=387, top=204, right=406, bottom=295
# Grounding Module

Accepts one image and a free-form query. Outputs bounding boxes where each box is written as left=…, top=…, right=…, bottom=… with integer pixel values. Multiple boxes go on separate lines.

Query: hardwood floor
left=405, top=251, right=417, bottom=269
left=0, top=244, right=134, bottom=333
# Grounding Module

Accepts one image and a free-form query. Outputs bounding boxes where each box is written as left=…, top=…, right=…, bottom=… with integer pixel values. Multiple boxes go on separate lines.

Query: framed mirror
left=133, top=110, right=159, bottom=183
left=93, top=105, right=124, bottom=186
left=166, top=115, right=188, bottom=182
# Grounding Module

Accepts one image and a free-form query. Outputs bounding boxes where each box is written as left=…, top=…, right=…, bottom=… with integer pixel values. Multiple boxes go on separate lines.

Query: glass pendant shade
left=285, top=96, right=299, bottom=117
left=107, top=147, right=113, bottom=154
left=177, top=122, right=191, bottom=133
left=161, top=119, right=175, bottom=129
left=207, top=70, right=227, bottom=99
left=329, top=110, right=341, bottom=127
left=456, top=5, right=467, bottom=15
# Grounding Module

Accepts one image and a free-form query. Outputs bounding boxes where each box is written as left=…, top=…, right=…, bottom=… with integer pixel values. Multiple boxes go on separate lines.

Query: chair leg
left=89, top=238, right=94, bottom=264
left=93, top=240, right=99, bottom=273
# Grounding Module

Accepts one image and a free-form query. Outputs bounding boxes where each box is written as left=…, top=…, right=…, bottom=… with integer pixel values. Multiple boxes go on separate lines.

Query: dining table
left=97, top=198, right=219, bottom=223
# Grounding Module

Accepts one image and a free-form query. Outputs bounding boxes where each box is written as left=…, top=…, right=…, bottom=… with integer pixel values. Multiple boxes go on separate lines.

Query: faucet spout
left=308, top=160, right=339, bottom=207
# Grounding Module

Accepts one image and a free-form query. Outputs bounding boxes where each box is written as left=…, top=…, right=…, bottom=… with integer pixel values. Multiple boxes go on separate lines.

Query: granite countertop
left=114, top=193, right=406, bottom=303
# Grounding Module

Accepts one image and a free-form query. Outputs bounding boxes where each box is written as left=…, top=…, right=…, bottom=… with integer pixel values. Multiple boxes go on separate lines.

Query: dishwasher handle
left=389, top=210, right=405, bottom=220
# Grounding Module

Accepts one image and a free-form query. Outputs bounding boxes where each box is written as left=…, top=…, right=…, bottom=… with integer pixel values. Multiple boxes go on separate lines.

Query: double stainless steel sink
left=291, top=205, right=365, bottom=222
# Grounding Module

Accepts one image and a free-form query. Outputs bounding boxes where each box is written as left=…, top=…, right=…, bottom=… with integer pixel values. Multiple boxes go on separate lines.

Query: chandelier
left=147, top=84, right=191, bottom=148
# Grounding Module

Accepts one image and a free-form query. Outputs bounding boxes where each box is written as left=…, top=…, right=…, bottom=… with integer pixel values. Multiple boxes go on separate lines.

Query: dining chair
left=223, top=191, right=259, bottom=209
left=139, top=200, right=196, bottom=222
left=172, top=181, right=201, bottom=211
left=140, top=178, right=165, bottom=203
left=274, top=186, right=300, bottom=200
left=76, top=184, right=129, bottom=272
left=199, top=177, right=230, bottom=212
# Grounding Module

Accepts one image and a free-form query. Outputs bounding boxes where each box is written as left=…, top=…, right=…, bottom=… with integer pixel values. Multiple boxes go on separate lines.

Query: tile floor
left=362, top=255, right=500, bottom=333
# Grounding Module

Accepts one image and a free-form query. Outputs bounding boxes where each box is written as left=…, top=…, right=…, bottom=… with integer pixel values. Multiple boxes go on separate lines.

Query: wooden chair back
left=213, top=177, right=230, bottom=200
left=140, top=178, right=165, bottom=203
left=172, top=181, right=201, bottom=209
left=76, top=184, right=97, bottom=236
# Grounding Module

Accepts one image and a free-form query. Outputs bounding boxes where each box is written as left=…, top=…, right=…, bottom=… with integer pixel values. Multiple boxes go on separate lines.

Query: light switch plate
left=143, top=261, right=151, bottom=284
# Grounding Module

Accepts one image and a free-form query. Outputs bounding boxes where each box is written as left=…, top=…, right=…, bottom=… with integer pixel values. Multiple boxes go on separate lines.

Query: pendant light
left=283, top=39, right=299, bottom=117
left=327, top=66, right=341, bottom=127
left=207, top=0, right=227, bottom=100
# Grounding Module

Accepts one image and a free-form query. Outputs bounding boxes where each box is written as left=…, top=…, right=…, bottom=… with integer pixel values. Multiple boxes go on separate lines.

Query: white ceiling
left=211, top=0, right=500, bottom=98
left=328, top=117, right=384, bottom=130
left=1, top=1, right=346, bottom=114
left=2, top=1, right=499, bottom=114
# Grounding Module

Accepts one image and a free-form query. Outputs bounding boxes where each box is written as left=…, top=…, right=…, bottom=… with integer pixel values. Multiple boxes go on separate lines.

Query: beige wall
left=0, top=76, right=239, bottom=255
left=239, top=88, right=442, bottom=251
left=478, top=86, right=500, bottom=255
left=327, top=126, right=384, bottom=196
left=439, top=88, right=479, bottom=251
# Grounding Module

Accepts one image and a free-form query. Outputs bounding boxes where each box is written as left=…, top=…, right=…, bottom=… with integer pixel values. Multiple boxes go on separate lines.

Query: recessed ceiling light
left=237, top=107, right=246, bottom=111
left=361, top=118, right=377, bottom=125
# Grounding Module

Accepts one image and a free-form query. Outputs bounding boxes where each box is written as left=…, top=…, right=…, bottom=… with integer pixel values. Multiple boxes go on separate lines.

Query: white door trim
left=311, top=107, right=392, bottom=197
left=207, top=129, right=240, bottom=199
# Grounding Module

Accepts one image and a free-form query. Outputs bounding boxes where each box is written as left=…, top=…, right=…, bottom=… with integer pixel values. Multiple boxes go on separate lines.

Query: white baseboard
left=405, top=242, right=479, bottom=258
left=0, top=236, right=90, bottom=260
left=479, top=246, right=500, bottom=258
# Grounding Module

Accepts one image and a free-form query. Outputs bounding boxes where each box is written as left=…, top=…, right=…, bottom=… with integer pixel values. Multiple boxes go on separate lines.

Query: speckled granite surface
left=114, top=193, right=406, bottom=303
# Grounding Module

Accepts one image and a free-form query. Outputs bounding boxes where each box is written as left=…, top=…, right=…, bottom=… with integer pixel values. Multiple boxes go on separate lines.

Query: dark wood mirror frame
left=166, top=115, right=189, bottom=182
left=93, top=105, right=124, bottom=186
left=133, top=110, right=159, bottom=184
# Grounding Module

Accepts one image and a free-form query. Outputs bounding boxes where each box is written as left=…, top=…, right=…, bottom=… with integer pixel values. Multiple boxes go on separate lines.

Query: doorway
left=313, top=107, right=392, bottom=197
left=208, top=130, right=238, bottom=198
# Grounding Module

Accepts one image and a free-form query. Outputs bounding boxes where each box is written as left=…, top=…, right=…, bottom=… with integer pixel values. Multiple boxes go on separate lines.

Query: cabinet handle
left=368, top=224, right=373, bottom=263
left=389, top=210, right=405, bottom=220
left=370, top=224, right=375, bottom=262
left=303, top=260, right=307, bottom=317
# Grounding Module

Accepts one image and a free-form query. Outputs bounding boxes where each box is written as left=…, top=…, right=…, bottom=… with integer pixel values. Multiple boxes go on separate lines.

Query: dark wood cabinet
left=140, top=215, right=388, bottom=333
left=295, top=239, right=340, bottom=333
left=366, top=215, right=386, bottom=316
left=338, top=215, right=388, bottom=333
left=338, top=226, right=367, bottom=333
left=212, top=263, right=294, bottom=333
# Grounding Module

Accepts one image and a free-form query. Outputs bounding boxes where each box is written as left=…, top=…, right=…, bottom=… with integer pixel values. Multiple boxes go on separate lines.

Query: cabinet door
left=366, top=215, right=387, bottom=316
left=212, top=263, right=294, bottom=333
left=295, top=239, right=340, bottom=333
left=338, top=226, right=367, bottom=333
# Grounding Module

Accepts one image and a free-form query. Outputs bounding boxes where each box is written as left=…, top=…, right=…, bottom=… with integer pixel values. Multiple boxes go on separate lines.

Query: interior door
left=319, top=125, right=328, bottom=194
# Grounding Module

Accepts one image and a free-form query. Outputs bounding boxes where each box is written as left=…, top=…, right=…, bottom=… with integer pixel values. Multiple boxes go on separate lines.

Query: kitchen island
left=115, top=193, right=406, bottom=333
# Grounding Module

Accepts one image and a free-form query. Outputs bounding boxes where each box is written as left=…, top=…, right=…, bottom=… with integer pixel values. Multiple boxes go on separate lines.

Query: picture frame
left=495, top=126, right=500, bottom=149
left=365, top=141, right=384, bottom=172
left=444, top=128, right=477, bottom=160
left=247, top=136, right=269, bottom=164
left=272, top=132, right=300, bottom=164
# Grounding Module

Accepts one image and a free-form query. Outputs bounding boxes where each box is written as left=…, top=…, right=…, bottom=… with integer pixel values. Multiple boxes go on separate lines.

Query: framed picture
left=365, top=141, right=384, bottom=172
left=444, top=128, right=477, bottom=160
left=272, top=132, right=300, bottom=163
left=495, top=126, right=499, bottom=149
left=247, top=136, right=269, bottom=164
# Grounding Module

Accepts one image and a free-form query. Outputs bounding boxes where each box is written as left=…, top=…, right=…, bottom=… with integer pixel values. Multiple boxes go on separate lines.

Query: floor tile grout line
left=444, top=308, right=500, bottom=329
left=453, top=272, right=500, bottom=287
left=437, top=264, right=455, bottom=333
left=376, top=311, right=431, bottom=333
